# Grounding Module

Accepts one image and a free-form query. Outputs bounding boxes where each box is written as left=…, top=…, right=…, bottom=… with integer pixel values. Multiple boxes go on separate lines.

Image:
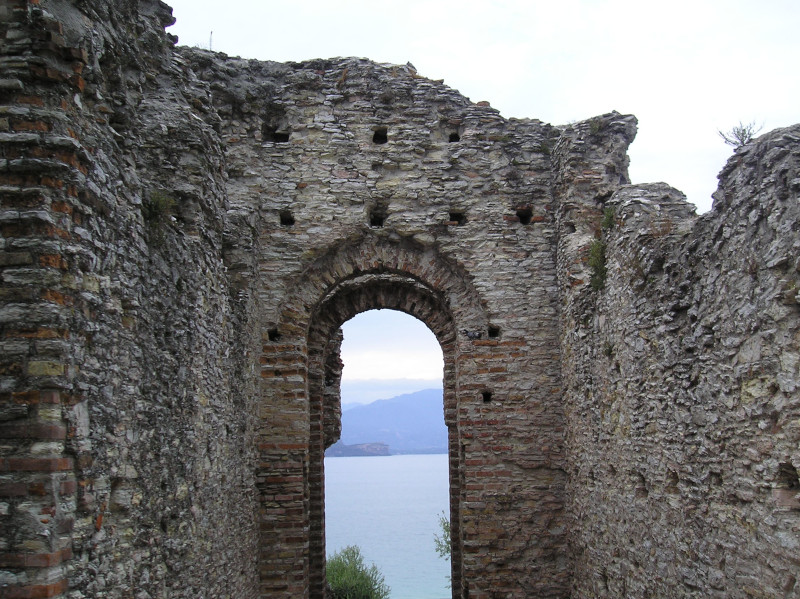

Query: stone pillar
left=0, top=1, right=91, bottom=596
left=257, top=332, right=311, bottom=598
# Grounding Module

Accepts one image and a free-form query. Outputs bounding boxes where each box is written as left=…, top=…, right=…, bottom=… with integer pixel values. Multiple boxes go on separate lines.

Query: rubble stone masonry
left=0, top=1, right=797, bottom=598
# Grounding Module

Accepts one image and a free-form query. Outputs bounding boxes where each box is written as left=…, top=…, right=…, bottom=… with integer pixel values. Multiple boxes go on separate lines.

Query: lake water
left=325, top=454, right=451, bottom=599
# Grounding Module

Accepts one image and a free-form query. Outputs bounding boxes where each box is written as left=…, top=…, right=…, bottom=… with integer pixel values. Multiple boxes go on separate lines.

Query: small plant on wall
left=433, top=511, right=451, bottom=559
left=142, top=191, right=176, bottom=246
left=718, top=120, right=762, bottom=148
left=588, top=239, right=607, bottom=291
left=588, top=117, right=604, bottom=136
left=602, top=206, right=615, bottom=230
left=142, top=191, right=176, bottom=223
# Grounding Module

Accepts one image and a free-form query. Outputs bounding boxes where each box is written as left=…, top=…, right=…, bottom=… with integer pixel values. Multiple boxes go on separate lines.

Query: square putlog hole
left=279, top=210, right=295, bottom=226
left=263, top=125, right=290, bottom=143
left=369, top=205, right=388, bottom=227
left=448, top=211, right=466, bottom=226
left=373, top=127, right=388, bottom=144
left=516, top=207, right=533, bottom=225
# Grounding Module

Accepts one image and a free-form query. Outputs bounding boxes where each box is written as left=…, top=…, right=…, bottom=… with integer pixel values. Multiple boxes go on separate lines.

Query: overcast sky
left=164, top=1, right=799, bottom=392
left=167, top=0, right=799, bottom=213
left=340, top=310, right=443, bottom=403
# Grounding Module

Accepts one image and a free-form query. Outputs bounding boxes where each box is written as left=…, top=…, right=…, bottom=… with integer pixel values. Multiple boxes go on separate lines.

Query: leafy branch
left=718, top=121, right=762, bottom=148
left=433, top=511, right=451, bottom=559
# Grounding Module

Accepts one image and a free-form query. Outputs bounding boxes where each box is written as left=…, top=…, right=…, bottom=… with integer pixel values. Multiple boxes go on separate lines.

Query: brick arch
left=308, top=273, right=457, bottom=373
left=274, top=235, right=490, bottom=339
left=258, top=236, right=489, bottom=599
left=307, top=275, right=459, bottom=599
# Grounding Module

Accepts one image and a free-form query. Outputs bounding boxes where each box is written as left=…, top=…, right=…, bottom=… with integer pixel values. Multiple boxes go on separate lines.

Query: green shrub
left=142, top=191, right=176, bottom=223
left=601, top=206, right=615, bottom=230
left=588, top=117, right=604, bottom=135
left=433, top=511, right=451, bottom=559
left=326, top=546, right=390, bottom=599
left=588, top=239, right=607, bottom=291
left=533, top=142, right=551, bottom=156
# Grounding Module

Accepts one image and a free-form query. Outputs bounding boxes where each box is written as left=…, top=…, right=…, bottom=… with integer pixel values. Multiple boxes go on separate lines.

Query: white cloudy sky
left=339, top=310, right=443, bottom=403
left=167, top=0, right=799, bottom=214
left=164, top=0, right=799, bottom=391
left=340, top=310, right=443, bottom=381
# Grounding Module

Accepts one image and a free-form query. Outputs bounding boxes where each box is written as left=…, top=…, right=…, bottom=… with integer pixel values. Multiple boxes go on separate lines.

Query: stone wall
left=562, top=126, right=800, bottom=598
left=0, top=1, right=260, bottom=597
left=182, top=50, right=570, bottom=598
left=0, top=1, right=798, bottom=598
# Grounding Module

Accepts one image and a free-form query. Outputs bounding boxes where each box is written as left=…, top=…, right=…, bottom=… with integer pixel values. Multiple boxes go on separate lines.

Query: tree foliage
left=718, top=121, right=762, bottom=148
left=433, top=511, right=451, bottom=559
left=326, top=545, right=390, bottom=599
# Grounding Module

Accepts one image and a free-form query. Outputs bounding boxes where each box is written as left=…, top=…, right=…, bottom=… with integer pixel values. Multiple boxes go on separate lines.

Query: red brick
left=69, top=74, right=85, bottom=92
left=59, top=479, right=76, bottom=495
left=0, top=422, right=66, bottom=440
left=39, top=177, right=63, bottom=190
left=0, top=548, right=72, bottom=568
left=50, top=201, right=73, bottom=215
left=0, top=457, right=74, bottom=472
left=1, top=221, right=70, bottom=240
left=0, top=482, right=28, bottom=496
left=5, top=329, right=69, bottom=341
left=9, top=390, right=40, bottom=404
left=28, top=482, right=47, bottom=496
left=38, top=254, right=68, bottom=270
left=41, top=289, right=73, bottom=305
left=15, top=95, right=45, bottom=107
left=11, top=120, right=49, bottom=132
left=39, top=390, right=62, bottom=404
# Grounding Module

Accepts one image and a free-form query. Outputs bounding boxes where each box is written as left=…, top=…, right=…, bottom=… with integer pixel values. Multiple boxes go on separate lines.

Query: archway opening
left=325, top=309, right=450, bottom=598
left=282, top=251, right=479, bottom=599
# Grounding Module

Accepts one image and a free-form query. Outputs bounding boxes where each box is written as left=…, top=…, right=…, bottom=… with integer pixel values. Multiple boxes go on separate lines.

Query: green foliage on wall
left=142, top=191, right=176, bottom=224
left=434, top=511, right=451, bottom=559
left=588, top=239, right=607, bottom=291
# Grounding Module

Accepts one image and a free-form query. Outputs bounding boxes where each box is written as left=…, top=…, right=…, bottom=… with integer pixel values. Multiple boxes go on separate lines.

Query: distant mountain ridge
left=327, top=388, right=446, bottom=456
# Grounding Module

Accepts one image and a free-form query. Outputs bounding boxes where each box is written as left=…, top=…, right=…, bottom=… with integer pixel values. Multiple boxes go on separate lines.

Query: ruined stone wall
left=560, top=127, right=800, bottom=597
left=1, top=1, right=799, bottom=598
left=182, top=50, right=571, bottom=598
left=1, top=1, right=260, bottom=597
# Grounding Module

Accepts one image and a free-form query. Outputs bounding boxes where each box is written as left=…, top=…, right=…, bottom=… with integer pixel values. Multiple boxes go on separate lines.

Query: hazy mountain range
left=327, top=388, right=446, bottom=456
left=340, top=378, right=443, bottom=405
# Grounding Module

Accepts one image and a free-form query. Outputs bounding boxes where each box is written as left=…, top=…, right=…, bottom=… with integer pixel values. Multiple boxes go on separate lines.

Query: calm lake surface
left=325, top=454, right=451, bottom=599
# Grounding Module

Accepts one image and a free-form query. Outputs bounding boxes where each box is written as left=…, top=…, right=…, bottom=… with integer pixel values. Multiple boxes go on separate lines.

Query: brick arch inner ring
left=274, top=235, right=490, bottom=339
left=306, top=273, right=462, bottom=599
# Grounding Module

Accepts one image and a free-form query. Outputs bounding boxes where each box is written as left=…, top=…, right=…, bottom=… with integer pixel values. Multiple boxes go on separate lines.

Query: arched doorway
left=255, top=236, right=508, bottom=599
left=325, top=309, right=449, bottom=597
left=306, top=274, right=461, bottom=599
